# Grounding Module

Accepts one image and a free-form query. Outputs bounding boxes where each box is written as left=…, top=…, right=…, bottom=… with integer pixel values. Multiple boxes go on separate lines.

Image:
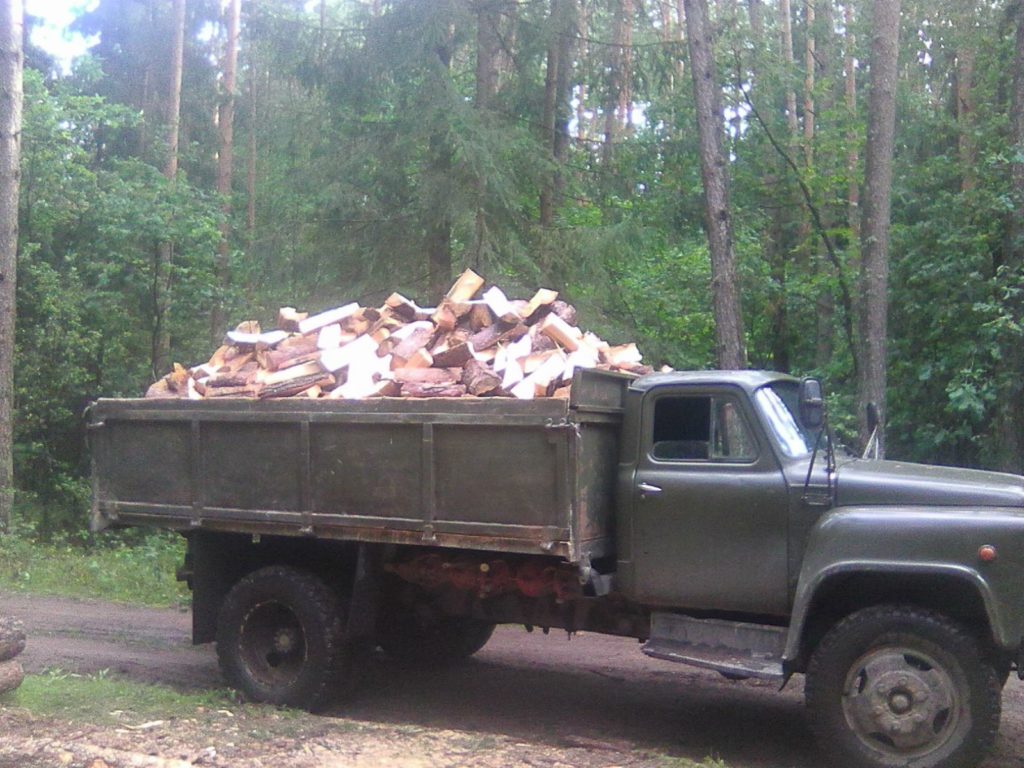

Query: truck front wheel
left=805, top=605, right=1001, bottom=768
left=216, top=566, right=350, bottom=710
left=378, top=606, right=495, bottom=665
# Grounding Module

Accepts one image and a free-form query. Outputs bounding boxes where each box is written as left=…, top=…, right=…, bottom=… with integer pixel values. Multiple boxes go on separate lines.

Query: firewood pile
left=0, top=616, right=26, bottom=695
left=147, top=270, right=651, bottom=401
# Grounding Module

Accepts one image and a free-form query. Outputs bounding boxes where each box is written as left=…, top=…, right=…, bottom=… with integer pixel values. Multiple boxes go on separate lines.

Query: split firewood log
left=462, top=359, right=503, bottom=396
left=0, top=659, right=23, bottom=695
left=401, top=382, right=467, bottom=398
left=0, top=617, right=25, bottom=662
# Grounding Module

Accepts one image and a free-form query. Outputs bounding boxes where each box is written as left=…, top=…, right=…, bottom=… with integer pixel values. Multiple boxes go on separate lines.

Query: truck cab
left=617, top=371, right=1023, bottom=768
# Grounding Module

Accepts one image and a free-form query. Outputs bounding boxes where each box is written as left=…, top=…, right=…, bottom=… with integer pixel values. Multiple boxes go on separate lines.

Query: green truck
left=88, top=368, right=1024, bottom=768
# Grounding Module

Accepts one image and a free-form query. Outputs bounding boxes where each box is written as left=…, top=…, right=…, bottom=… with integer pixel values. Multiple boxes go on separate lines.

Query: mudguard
left=784, top=505, right=1024, bottom=664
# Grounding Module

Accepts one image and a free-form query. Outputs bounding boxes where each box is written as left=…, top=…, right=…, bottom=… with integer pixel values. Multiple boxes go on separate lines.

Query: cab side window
left=652, top=396, right=757, bottom=462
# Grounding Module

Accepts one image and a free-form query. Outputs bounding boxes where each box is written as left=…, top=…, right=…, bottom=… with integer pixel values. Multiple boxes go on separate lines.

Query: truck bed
left=89, top=369, right=629, bottom=563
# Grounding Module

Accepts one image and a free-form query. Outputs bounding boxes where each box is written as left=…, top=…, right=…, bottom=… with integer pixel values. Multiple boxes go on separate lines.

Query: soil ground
left=1, top=592, right=1022, bottom=767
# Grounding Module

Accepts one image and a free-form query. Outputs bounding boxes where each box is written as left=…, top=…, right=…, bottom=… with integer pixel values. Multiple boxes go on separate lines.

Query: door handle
left=638, top=482, right=662, bottom=497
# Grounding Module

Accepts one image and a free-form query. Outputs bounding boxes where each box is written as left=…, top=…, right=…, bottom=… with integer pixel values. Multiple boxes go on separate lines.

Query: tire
left=216, top=566, right=349, bottom=710
left=378, top=606, right=495, bottom=666
left=805, top=605, right=1001, bottom=768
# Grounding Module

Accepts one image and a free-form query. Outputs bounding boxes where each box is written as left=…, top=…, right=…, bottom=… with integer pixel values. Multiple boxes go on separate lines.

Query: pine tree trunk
left=602, top=0, right=630, bottom=166
left=780, top=0, right=798, bottom=136
left=540, top=0, right=573, bottom=226
left=0, top=0, right=23, bottom=533
left=211, top=0, right=241, bottom=342
left=246, top=59, right=257, bottom=237
left=955, top=3, right=977, bottom=194
left=427, top=30, right=454, bottom=299
left=152, top=0, right=186, bottom=379
left=747, top=0, right=763, bottom=42
left=845, top=1, right=860, bottom=244
left=475, top=0, right=500, bottom=109
left=540, top=0, right=560, bottom=227
left=856, top=0, right=902, bottom=455
left=474, top=0, right=501, bottom=258
left=684, top=0, right=746, bottom=369
left=802, top=0, right=815, bottom=168
left=552, top=0, right=574, bottom=211
left=812, top=0, right=835, bottom=372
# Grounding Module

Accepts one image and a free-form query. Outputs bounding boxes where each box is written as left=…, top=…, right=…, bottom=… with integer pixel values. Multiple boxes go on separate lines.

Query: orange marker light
left=978, top=545, right=998, bottom=563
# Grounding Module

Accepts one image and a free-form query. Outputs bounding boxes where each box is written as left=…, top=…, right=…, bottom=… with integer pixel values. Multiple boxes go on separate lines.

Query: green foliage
left=0, top=518, right=188, bottom=607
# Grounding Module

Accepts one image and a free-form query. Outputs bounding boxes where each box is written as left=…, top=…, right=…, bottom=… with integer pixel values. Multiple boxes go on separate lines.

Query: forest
left=1, top=0, right=1023, bottom=534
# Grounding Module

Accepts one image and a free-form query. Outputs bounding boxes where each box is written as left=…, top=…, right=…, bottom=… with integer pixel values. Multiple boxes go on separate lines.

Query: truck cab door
left=629, top=387, right=790, bottom=616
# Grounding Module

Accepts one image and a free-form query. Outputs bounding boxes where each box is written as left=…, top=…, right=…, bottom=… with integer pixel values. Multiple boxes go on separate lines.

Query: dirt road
left=2, top=592, right=1023, bottom=767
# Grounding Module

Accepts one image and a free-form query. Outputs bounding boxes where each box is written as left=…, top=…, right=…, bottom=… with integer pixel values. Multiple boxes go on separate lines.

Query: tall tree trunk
left=602, top=0, right=631, bottom=165
left=856, top=0, right=902, bottom=455
left=474, top=0, right=501, bottom=260
left=684, top=0, right=747, bottom=369
left=802, top=0, right=815, bottom=168
left=812, top=0, right=836, bottom=372
left=246, top=62, right=257, bottom=238
left=427, top=29, right=454, bottom=299
left=998, top=0, right=1024, bottom=471
left=211, top=0, right=241, bottom=342
left=539, top=0, right=561, bottom=227
left=152, top=0, right=186, bottom=379
left=553, top=0, right=574, bottom=208
left=540, top=0, right=574, bottom=226
left=845, top=1, right=860, bottom=244
left=955, top=3, right=978, bottom=193
left=780, top=0, right=799, bottom=136
left=475, top=0, right=500, bottom=109
left=617, top=0, right=634, bottom=135
left=747, top=0, right=763, bottom=43
left=0, top=0, right=22, bottom=532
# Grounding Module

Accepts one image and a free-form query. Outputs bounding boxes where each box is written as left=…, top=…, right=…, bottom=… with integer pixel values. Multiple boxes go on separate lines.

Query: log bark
left=856, top=0, right=901, bottom=455
left=462, top=359, right=503, bottom=396
left=0, top=616, right=25, bottom=662
left=0, top=0, right=23, bottom=532
left=152, top=0, right=186, bottom=379
left=684, top=0, right=747, bottom=369
left=0, top=659, right=23, bottom=694
left=400, top=382, right=467, bottom=398
left=211, top=0, right=241, bottom=343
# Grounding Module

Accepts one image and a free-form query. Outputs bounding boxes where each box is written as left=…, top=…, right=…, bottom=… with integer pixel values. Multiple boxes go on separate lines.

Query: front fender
left=784, top=505, right=1024, bottom=663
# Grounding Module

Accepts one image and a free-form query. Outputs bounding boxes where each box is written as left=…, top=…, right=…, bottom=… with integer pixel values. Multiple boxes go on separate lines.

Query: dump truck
left=88, top=368, right=1024, bottom=768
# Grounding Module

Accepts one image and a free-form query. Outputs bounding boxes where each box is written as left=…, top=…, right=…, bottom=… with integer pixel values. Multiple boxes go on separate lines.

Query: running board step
left=642, top=613, right=786, bottom=680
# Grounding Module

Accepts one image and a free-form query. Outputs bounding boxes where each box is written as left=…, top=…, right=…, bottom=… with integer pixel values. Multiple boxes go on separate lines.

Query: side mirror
left=799, top=378, right=825, bottom=431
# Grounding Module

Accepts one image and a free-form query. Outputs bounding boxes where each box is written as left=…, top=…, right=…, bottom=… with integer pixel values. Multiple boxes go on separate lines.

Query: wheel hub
left=843, top=647, right=959, bottom=755
left=273, top=627, right=299, bottom=655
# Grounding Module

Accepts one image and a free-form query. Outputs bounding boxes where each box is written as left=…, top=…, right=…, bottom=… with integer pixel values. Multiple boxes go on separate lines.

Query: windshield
left=753, top=382, right=818, bottom=459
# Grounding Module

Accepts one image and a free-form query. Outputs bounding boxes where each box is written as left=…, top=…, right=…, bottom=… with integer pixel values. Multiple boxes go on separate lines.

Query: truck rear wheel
left=378, top=607, right=495, bottom=665
left=216, top=566, right=349, bottom=710
left=805, top=605, right=1001, bottom=768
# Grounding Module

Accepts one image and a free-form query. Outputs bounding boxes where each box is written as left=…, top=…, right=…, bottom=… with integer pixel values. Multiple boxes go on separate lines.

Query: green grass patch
left=651, top=758, right=729, bottom=768
left=3, top=669, right=233, bottom=724
left=0, top=529, right=189, bottom=608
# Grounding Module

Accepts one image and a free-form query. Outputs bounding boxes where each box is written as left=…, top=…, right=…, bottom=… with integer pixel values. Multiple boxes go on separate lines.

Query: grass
left=2, top=669, right=234, bottom=724
left=0, top=527, right=190, bottom=608
left=652, top=758, right=729, bottom=768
